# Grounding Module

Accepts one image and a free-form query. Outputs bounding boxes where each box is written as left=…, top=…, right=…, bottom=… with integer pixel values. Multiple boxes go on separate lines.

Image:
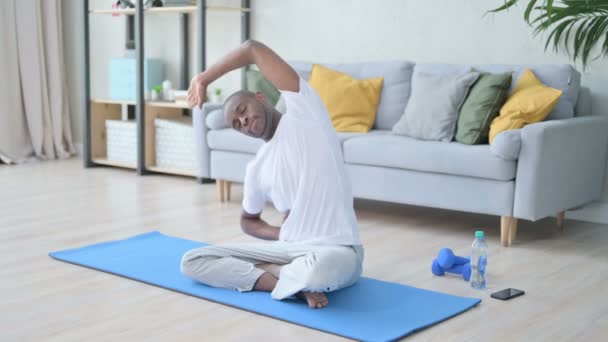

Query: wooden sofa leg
left=557, top=211, right=565, bottom=232
left=216, top=179, right=225, bottom=202
left=224, top=181, right=232, bottom=202
left=501, top=216, right=518, bottom=247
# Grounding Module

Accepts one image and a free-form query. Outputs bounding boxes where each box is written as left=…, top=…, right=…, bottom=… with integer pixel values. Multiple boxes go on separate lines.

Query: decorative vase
left=150, top=89, right=159, bottom=101
left=210, top=93, right=223, bottom=104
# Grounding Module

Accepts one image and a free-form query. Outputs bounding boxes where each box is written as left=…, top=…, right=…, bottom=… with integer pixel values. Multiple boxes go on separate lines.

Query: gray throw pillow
left=392, top=71, right=480, bottom=142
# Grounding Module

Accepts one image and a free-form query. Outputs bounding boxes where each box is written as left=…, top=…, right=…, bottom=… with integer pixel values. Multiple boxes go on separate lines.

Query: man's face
left=224, top=93, right=270, bottom=139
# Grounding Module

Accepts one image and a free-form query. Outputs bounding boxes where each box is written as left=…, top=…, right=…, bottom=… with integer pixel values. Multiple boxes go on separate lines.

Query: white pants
left=180, top=241, right=364, bottom=300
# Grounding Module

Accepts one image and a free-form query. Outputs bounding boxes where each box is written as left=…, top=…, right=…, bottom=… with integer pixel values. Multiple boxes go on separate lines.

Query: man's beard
left=261, top=107, right=274, bottom=139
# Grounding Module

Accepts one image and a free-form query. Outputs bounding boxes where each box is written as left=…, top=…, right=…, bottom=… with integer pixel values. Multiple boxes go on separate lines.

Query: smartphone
left=491, top=288, right=525, bottom=301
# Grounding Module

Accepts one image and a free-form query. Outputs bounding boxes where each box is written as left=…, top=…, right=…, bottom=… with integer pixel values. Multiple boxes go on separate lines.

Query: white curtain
left=0, top=0, right=75, bottom=164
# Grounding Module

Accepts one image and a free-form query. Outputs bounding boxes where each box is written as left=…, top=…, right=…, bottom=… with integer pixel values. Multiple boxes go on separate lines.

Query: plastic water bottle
left=470, top=230, right=488, bottom=289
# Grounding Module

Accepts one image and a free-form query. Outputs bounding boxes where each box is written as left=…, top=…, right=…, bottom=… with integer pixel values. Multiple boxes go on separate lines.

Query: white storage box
left=155, top=117, right=195, bottom=170
left=106, top=120, right=136, bottom=164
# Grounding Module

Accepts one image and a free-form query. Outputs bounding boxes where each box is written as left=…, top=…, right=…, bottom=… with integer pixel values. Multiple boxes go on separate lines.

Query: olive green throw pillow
left=246, top=70, right=281, bottom=106
left=455, top=72, right=512, bottom=145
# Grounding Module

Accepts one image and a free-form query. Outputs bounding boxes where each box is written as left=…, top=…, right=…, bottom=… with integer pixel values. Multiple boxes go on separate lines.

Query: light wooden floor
left=1, top=158, right=607, bottom=341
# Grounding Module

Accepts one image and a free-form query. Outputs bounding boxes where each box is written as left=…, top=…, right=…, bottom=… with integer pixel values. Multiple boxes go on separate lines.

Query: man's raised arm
left=187, top=40, right=299, bottom=109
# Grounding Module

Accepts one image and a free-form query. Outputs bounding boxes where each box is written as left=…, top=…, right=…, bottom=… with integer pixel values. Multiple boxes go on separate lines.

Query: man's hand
left=187, top=73, right=208, bottom=109
left=240, top=210, right=280, bottom=241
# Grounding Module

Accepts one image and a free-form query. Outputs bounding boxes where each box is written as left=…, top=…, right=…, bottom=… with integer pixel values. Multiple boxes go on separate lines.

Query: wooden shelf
left=91, top=98, right=191, bottom=109
left=147, top=101, right=191, bottom=109
left=90, top=6, right=250, bottom=15
left=83, top=0, right=250, bottom=179
left=91, top=98, right=134, bottom=105
left=90, top=8, right=137, bottom=15
left=89, top=99, right=196, bottom=178
left=147, top=165, right=197, bottom=177
left=202, top=6, right=251, bottom=12
left=92, top=158, right=136, bottom=169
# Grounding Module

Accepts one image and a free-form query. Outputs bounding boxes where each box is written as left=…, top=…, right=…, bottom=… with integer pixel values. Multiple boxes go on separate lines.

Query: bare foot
left=296, top=291, right=328, bottom=309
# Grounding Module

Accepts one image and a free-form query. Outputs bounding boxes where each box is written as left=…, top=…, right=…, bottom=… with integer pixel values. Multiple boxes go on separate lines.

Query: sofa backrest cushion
left=414, top=63, right=580, bottom=120
left=392, top=71, right=480, bottom=142
left=289, top=61, right=415, bottom=130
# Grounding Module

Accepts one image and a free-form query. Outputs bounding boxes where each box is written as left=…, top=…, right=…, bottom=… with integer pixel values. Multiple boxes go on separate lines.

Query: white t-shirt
left=242, top=78, right=361, bottom=246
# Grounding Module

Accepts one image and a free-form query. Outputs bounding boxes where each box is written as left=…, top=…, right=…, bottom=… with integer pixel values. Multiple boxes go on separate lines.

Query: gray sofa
left=193, top=61, right=608, bottom=247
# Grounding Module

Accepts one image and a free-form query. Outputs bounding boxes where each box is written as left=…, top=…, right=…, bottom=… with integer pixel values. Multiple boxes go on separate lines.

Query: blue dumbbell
left=437, top=248, right=469, bottom=269
left=432, top=259, right=471, bottom=281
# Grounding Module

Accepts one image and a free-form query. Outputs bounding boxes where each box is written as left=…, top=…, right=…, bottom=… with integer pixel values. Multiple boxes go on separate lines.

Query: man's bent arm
left=240, top=210, right=280, bottom=241
left=190, top=40, right=299, bottom=108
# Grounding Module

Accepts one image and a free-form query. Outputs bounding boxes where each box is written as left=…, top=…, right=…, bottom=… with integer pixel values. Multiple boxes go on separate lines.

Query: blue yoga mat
left=49, top=231, right=480, bottom=341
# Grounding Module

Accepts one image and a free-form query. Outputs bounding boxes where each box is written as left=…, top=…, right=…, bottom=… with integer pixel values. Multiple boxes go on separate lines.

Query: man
left=181, top=40, right=363, bottom=309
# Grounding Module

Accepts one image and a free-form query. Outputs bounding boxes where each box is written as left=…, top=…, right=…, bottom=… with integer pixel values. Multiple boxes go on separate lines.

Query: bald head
left=223, top=90, right=256, bottom=113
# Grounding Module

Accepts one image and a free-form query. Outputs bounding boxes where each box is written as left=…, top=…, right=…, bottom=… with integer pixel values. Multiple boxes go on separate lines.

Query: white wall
left=250, top=0, right=607, bottom=115
left=62, top=0, right=608, bottom=217
left=64, top=0, right=608, bottom=143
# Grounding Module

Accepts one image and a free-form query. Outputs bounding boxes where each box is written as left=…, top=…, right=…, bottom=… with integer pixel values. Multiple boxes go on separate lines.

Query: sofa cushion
left=455, top=72, right=512, bottom=145
left=246, top=69, right=281, bottom=106
left=309, top=64, right=384, bottom=132
left=289, top=61, right=415, bottom=130
left=392, top=71, right=479, bottom=142
left=489, top=69, right=562, bottom=143
left=343, top=134, right=517, bottom=181
left=275, top=95, right=286, bottom=113
left=208, top=129, right=391, bottom=154
left=414, top=63, right=580, bottom=120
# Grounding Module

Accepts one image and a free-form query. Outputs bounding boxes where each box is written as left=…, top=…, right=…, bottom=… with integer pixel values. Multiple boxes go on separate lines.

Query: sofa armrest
left=514, top=116, right=608, bottom=220
left=193, top=103, right=223, bottom=179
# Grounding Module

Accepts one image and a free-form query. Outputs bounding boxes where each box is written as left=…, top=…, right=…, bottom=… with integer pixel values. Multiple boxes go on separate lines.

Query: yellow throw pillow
left=489, top=69, right=562, bottom=143
left=308, top=64, right=384, bottom=133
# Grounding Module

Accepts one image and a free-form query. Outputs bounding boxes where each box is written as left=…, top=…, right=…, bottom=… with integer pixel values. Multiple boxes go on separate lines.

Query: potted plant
left=210, top=87, right=223, bottom=103
left=150, top=84, right=162, bottom=101
left=488, top=0, right=608, bottom=68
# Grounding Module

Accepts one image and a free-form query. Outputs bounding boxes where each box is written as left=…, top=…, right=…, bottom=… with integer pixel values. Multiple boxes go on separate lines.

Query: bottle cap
left=475, top=230, right=484, bottom=238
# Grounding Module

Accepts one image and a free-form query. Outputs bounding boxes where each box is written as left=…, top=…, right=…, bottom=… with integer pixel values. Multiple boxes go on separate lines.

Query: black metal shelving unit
left=82, top=0, right=251, bottom=176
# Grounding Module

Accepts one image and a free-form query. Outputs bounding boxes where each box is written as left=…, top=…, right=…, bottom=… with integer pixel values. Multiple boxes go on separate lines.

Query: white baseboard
left=74, top=143, right=83, bottom=156
left=567, top=200, right=608, bottom=224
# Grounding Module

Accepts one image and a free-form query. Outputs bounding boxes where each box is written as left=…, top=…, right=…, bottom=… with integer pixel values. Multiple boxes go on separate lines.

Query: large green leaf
left=486, top=0, right=519, bottom=13
left=488, top=0, right=608, bottom=68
